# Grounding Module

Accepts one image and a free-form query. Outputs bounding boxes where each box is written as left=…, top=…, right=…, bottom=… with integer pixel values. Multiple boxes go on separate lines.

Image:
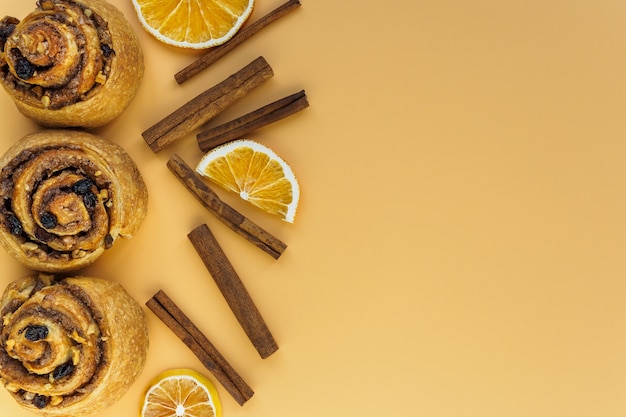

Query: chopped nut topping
left=21, top=242, right=39, bottom=252
left=21, top=34, right=32, bottom=47
left=39, top=274, right=53, bottom=286
left=87, top=323, right=98, bottom=335
left=70, top=330, right=86, bottom=344
left=5, top=339, right=15, bottom=351
left=41, top=95, right=50, bottom=108
left=39, top=0, right=55, bottom=10
left=71, top=347, right=80, bottom=365
left=50, top=396, right=63, bottom=406
left=84, top=8, right=93, bottom=17
left=95, top=71, right=106, bottom=84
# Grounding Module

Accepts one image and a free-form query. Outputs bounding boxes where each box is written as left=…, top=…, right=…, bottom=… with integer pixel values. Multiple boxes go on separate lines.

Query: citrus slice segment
left=141, top=369, right=222, bottom=417
left=131, top=0, right=254, bottom=49
left=196, top=139, right=300, bottom=223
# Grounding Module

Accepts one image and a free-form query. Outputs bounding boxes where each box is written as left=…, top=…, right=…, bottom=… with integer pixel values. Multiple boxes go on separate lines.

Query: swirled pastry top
left=0, top=0, right=144, bottom=128
left=0, top=274, right=148, bottom=416
left=0, top=130, right=148, bottom=272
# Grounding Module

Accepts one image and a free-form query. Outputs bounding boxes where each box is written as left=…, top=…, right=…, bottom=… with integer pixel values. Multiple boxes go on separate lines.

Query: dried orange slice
left=131, top=0, right=254, bottom=49
left=141, top=369, right=222, bottom=417
left=196, top=139, right=300, bottom=223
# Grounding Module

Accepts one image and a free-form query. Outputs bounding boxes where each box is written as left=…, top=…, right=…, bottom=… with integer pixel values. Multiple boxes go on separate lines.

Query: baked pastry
left=0, top=273, right=148, bottom=416
left=0, top=129, right=148, bottom=273
left=0, top=0, right=144, bottom=128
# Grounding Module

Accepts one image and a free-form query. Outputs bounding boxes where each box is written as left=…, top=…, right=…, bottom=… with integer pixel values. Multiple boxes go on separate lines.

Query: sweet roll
left=0, top=0, right=144, bottom=128
left=0, top=129, right=148, bottom=272
left=0, top=273, right=148, bottom=416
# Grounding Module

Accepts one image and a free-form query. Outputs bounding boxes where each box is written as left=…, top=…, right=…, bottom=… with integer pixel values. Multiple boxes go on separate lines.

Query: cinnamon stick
left=197, top=89, right=309, bottom=152
left=175, top=0, right=302, bottom=84
left=146, top=290, right=254, bottom=405
left=167, top=154, right=287, bottom=259
left=188, top=224, right=279, bottom=359
left=143, top=56, right=273, bottom=153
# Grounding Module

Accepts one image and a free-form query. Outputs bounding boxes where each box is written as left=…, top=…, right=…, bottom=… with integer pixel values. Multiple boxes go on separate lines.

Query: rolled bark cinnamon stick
left=143, top=56, right=273, bottom=153
left=146, top=290, right=254, bottom=405
left=167, top=154, right=287, bottom=259
left=175, top=0, right=302, bottom=84
left=197, top=89, right=309, bottom=152
left=188, top=224, right=279, bottom=359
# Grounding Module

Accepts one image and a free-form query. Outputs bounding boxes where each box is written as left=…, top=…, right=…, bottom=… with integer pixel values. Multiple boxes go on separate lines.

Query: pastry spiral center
left=5, top=16, right=82, bottom=88
left=7, top=318, right=75, bottom=375
left=31, top=172, right=93, bottom=237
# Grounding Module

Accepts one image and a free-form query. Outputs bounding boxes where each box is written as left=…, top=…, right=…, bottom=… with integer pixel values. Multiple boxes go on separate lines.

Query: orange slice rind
left=141, top=369, right=222, bottom=417
left=131, top=0, right=254, bottom=49
left=196, top=139, right=300, bottom=223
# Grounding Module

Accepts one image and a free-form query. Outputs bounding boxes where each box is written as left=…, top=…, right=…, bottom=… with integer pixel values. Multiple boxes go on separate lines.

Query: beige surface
left=1, top=0, right=626, bottom=416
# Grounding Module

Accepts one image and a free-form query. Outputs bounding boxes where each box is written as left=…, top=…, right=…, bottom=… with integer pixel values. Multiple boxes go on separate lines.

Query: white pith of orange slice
left=196, top=139, right=300, bottom=223
left=141, top=369, right=222, bottom=417
left=131, top=0, right=254, bottom=49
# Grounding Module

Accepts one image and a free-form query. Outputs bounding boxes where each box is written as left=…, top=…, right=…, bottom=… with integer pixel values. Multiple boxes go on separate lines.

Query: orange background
left=1, top=0, right=626, bottom=416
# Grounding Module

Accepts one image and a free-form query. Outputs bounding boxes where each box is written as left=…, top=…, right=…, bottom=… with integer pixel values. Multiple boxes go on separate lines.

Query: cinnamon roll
left=0, top=0, right=144, bottom=128
left=0, top=129, right=148, bottom=272
left=0, top=273, right=149, bottom=416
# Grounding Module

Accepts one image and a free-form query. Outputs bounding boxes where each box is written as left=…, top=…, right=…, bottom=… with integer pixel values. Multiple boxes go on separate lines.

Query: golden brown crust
left=0, top=129, right=148, bottom=272
left=0, top=0, right=144, bottom=128
left=0, top=274, right=148, bottom=417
